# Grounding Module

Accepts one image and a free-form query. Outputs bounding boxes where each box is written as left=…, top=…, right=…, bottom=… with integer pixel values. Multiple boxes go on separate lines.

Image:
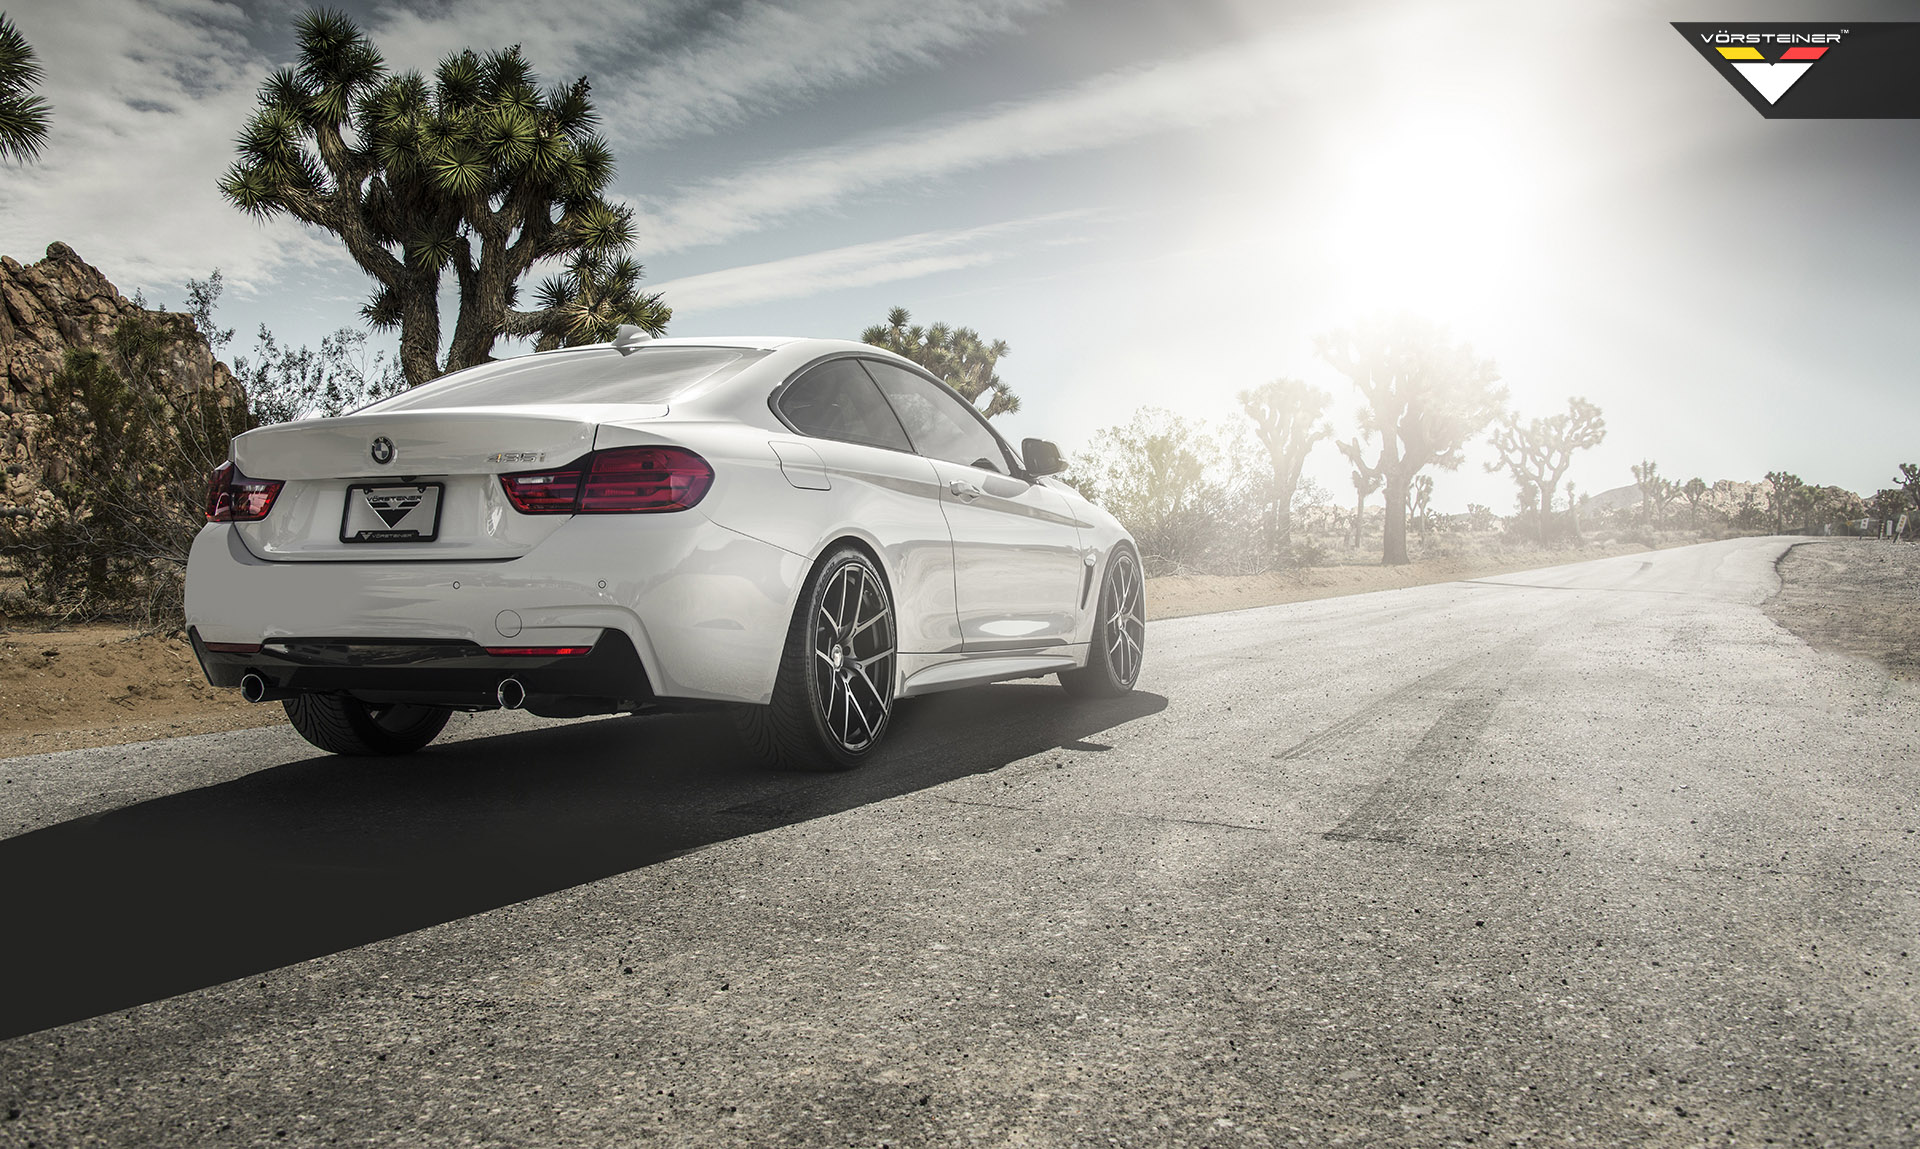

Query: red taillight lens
left=205, top=461, right=284, bottom=522
left=500, top=447, right=713, bottom=515
left=581, top=446, right=714, bottom=512
left=482, top=646, right=593, bottom=657
left=499, top=465, right=584, bottom=514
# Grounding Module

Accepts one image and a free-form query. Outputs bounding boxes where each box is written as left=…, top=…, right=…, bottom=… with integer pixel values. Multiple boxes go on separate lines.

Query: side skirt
left=897, top=646, right=1088, bottom=698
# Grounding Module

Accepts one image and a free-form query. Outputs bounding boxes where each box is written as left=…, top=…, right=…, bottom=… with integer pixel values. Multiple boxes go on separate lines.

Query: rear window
left=362, top=347, right=766, bottom=412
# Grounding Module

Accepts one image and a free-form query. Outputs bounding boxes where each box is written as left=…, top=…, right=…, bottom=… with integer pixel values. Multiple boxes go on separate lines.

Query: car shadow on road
left=0, top=684, right=1166, bottom=1040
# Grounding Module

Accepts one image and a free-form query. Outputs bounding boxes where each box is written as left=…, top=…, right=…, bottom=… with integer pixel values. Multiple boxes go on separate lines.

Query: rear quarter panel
left=600, top=418, right=961, bottom=656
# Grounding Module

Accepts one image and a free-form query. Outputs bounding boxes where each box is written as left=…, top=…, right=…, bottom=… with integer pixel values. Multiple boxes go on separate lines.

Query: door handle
left=947, top=479, right=983, bottom=501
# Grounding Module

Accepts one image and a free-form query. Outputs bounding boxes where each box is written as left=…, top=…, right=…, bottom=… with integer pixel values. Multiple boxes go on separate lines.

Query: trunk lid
left=228, top=406, right=662, bottom=561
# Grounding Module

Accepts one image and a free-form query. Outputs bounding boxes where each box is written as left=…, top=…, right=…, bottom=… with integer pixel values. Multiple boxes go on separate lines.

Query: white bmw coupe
left=185, top=331, right=1145, bottom=770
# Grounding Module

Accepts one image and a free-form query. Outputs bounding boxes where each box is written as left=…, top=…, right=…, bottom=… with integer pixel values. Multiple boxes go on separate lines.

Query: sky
left=2, top=0, right=1917, bottom=512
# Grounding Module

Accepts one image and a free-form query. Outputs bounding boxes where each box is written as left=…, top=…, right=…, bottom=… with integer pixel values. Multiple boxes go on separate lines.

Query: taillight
left=499, top=465, right=583, bottom=514
left=500, top=446, right=713, bottom=514
left=206, top=461, right=284, bottom=522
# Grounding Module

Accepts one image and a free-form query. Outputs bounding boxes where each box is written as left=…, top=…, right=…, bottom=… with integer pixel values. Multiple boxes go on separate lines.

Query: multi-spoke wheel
left=1060, top=546, right=1145, bottom=698
left=283, top=694, right=451, bottom=756
left=737, top=545, right=898, bottom=771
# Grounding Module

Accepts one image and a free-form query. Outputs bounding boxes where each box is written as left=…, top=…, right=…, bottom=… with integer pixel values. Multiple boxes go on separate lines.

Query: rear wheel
left=1060, top=547, right=1145, bottom=698
left=283, top=694, right=451, bottom=756
left=737, top=546, right=898, bottom=771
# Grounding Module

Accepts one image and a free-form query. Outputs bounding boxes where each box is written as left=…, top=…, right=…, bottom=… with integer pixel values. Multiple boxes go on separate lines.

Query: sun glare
left=1314, top=108, right=1541, bottom=327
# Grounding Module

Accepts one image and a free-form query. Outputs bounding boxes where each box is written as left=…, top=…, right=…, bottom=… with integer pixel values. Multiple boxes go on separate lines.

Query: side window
left=776, top=359, right=913, bottom=452
left=861, top=361, right=1012, bottom=475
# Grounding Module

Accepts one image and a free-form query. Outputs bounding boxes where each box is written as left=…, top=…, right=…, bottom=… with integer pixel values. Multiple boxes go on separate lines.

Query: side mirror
left=1021, top=438, right=1067, bottom=477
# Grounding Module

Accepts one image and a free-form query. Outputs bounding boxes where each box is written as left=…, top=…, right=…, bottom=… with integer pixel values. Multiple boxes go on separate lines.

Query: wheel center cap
left=829, top=643, right=846, bottom=670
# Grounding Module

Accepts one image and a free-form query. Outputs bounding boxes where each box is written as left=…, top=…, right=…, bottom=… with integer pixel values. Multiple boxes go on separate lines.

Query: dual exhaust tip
left=241, top=671, right=529, bottom=711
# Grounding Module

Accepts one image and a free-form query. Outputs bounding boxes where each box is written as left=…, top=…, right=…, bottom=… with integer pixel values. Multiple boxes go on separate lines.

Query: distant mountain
left=1581, top=483, right=1642, bottom=515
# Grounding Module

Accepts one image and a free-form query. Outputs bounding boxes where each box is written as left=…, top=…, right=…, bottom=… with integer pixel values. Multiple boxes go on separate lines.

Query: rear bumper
left=184, top=514, right=808, bottom=705
left=188, top=628, right=656, bottom=717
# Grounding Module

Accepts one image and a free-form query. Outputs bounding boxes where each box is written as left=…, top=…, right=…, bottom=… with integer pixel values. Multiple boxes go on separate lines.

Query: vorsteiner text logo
left=1673, top=23, right=1920, bottom=118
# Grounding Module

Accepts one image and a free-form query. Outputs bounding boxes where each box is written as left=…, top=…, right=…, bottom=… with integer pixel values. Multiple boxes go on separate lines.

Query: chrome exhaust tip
left=240, top=672, right=271, bottom=704
left=496, top=678, right=527, bottom=710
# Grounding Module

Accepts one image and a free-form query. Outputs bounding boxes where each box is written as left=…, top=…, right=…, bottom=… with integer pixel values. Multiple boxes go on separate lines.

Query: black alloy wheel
left=738, top=546, right=898, bottom=771
left=1060, top=547, right=1145, bottom=698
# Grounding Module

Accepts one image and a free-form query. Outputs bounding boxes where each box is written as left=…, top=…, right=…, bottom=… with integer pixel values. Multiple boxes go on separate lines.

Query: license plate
left=340, top=483, right=444, bottom=543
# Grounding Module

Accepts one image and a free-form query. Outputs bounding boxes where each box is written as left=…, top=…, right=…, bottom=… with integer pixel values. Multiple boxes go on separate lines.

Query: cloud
left=0, top=0, right=340, bottom=293
left=0, top=0, right=1055, bottom=297
left=368, top=0, right=1056, bottom=148
left=649, top=212, right=1087, bottom=311
left=626, top=27, right=1331, bottom=253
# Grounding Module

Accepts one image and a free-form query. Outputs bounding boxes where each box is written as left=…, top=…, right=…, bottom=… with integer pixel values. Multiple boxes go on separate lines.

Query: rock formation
left=1, top=242, right=246, bottom=510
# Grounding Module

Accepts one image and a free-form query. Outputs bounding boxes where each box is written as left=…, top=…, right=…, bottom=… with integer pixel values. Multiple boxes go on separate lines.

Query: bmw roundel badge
left=370, top=436, right=395, bottom=465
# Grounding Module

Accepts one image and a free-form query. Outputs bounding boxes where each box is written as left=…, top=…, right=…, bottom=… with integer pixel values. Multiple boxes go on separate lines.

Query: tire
left=1060, top=546, right=1145, bottom=698
left=736, top=545, right=898, bottom=771
left=283, top=694, right=451, bottom=756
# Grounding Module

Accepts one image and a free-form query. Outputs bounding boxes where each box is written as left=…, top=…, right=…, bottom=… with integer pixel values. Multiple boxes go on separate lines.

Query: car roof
left=577, top=335, right=807, bottom=352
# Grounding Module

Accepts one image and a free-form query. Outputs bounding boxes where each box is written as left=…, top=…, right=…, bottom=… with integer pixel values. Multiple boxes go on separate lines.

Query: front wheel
left=736, top=546, right=898, bottom=771
left=1060, top=547, right=1145, bottom=698
left=283, top=694, right=451, bottom=756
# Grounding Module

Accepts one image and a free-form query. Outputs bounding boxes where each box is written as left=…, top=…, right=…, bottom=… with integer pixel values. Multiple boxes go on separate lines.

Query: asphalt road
left=2, top=536, right=1917, bottom=1146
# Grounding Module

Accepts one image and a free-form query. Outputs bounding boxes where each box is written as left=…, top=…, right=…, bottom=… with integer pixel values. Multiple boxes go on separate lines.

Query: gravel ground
left=1765, top=538, right=1920, bottom=679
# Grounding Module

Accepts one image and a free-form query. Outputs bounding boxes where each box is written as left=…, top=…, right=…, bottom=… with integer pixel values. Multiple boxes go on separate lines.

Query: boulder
left=0, top=243, right=247, bottom=509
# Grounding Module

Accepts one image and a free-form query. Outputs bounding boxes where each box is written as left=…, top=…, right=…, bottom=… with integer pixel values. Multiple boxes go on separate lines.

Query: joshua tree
left=1656, top=477, right=1685, bottom=525
left=1236, top=377, right=1330, bottom=561
left=0, top=12, right=51, bottom=162
left=1485, top=396, right=1606, bottom=544
left=1680, top=477, right=1709, bottom=528
left=526, top=251, right=668, bottom=352
left=220, top=10, right=666, bottom=386
left=1318, top=315, right=1504, bottom=565
left=1868, top=489, right=1909, bottom=537
left=861, top=307, right=1017, bottom=418
left=1631, top=459, right=1661, bottom=526
left=1630, top=461, right=1684, bottom=528
left=1342, top=446, right=1383, bottom=550
left=1764, top=471, right=1806, bottom=534
left=1408, top=474, right=1434, bottom=538
left=1897, top=463, right=1920, bottom=510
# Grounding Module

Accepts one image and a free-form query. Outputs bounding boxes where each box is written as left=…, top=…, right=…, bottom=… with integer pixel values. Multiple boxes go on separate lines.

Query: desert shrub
left=189, top=270, right=405, bottom=424
left=1290, top=539, right=1328, bottom=568
left=1068, top=407, right=1338, bottom=575
left=1066, top=408, right=1228, bottom=574
left=0, top=316, right=246, bottom=626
